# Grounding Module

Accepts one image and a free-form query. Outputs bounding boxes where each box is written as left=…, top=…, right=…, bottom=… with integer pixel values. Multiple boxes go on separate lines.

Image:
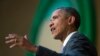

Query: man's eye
left=53, top=16, right=58, bottom=19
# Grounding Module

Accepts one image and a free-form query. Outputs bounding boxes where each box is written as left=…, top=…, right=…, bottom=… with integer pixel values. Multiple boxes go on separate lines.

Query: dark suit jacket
left=36, top=32, right=97, bottom=56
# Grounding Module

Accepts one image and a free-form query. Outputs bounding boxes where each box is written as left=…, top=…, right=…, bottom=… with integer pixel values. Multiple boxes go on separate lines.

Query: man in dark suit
left=5, top=7, right=97, bottom=56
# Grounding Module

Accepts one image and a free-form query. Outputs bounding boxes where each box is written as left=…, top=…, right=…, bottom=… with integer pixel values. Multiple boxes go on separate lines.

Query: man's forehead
left=51, top=9, right=66, bottom=17
left=51, top=9, right=60, bottom=16
left=52, top=9, right=62, bottom=14
left=52, top=9, right=67, bottom=15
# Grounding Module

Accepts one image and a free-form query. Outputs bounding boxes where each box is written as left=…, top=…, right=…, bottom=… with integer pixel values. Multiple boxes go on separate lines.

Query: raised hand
left=5, top=34, right=37, bottom=52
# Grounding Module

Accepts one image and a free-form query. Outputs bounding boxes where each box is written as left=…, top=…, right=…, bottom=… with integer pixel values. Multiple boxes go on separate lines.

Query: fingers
left=24, top=35, right=27, bottom=39
left=5, top=37, right=15, bottom=40
left=5, top=34, right=17, bottom=48
left=5, top=39, right=16, bottom=44
left=5, top=34, right=16, bottom=40
left=5, top=34, right=28, bottom=48
left=8, top=34, right=16, bottom=38
left=9, top=44, right=16, bottom=48
left=5, top=38, right=17, bottom=48
left=5, top=34, right=16, bottom=44
left=5, top=36, right=10, bottom=39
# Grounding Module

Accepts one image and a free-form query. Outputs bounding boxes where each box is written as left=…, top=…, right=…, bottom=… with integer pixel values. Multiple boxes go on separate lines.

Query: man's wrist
left=30, top=45, right=38, bottom=53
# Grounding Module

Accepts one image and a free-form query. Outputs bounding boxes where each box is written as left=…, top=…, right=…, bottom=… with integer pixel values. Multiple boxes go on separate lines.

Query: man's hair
left=57, top=7, right=81, bottom=29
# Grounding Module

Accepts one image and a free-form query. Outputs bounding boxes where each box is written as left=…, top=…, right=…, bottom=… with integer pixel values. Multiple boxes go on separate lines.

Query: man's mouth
left=51, top=28, right=56, bottom=33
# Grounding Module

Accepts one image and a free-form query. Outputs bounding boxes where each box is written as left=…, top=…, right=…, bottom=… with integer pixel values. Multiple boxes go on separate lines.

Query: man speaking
left=5, top=7, right=97, bottom=56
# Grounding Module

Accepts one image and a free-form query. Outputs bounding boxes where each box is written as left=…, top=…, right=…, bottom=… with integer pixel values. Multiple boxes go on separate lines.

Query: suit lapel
left=62, top=32, right=79, bottom=54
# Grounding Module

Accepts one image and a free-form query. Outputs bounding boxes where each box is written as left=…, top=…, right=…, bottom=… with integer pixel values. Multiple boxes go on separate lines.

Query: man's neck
left=60, top=28, right=77, bottom=43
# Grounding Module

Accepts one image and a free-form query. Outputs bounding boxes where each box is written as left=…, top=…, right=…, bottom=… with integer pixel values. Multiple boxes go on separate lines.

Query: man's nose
left=49, top=21, right=54, bottom=27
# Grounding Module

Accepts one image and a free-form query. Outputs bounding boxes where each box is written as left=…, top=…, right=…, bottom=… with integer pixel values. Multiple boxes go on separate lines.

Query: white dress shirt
left=62, top=31, right=77, bottom=49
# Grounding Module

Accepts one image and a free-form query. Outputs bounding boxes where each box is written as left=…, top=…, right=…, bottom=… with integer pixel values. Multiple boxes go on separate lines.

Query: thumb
left=24, top=35, right=28, bottom=40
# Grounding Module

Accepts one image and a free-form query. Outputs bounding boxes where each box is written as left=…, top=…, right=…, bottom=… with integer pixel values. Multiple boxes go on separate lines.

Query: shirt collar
left=63, top=31, right=77, bottom=47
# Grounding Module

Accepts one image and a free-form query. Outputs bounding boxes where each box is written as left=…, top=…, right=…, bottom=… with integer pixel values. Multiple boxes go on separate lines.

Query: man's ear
left=68, top=16, right=75, bottom=25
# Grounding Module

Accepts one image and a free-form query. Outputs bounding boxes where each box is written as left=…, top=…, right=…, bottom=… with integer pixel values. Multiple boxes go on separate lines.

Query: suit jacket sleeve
left=36, top=41, right=97, bottom=56
left=36, top=39, right=97, bottom=56
left=36, top=46, right=62, bottom=56
left=36, top=33, right=97, bottom=56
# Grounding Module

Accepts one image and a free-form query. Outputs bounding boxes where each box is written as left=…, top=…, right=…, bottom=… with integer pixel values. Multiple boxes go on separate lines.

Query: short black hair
left=57, top=7, right=81, bottom=29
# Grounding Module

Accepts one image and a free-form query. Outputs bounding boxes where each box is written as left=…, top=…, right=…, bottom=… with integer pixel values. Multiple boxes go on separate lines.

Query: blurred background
left=0, top=0, right=100, bottom=56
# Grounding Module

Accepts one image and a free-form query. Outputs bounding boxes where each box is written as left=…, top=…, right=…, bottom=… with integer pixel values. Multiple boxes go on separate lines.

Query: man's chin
left=54, top=37, right=59, bottom=40
left=52, top=33, right=61, bottom=39
left=53, top=35, right=60, bottom=40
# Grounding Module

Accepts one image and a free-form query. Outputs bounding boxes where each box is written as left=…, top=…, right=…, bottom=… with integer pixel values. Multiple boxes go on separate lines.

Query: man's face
left=49, top=9, right=69, bottom=39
